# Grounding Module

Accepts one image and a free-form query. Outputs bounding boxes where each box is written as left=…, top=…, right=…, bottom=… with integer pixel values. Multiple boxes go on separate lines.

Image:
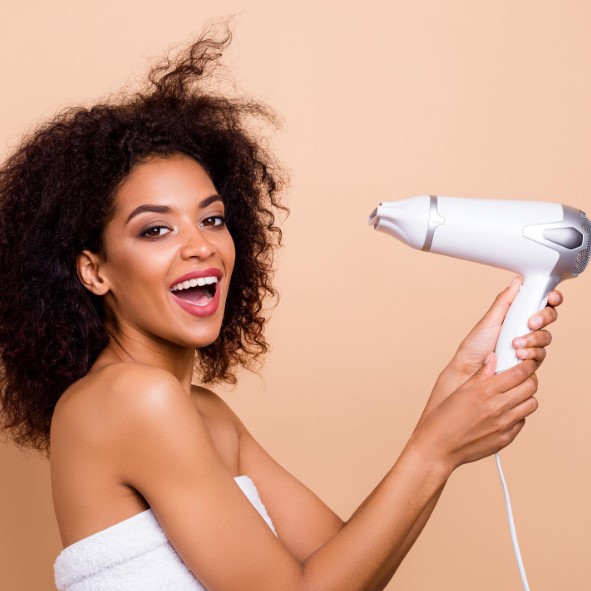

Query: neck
left=101, top=320, right=197, bottom=395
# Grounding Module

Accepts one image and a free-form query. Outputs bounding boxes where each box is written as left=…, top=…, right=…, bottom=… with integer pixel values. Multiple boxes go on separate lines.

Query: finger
left=515, top=346, right=547, bottom=365
left=511, top=418, right=527, bottom=437
left=507, top=395, right=538, bottom=424
left=499, top=372, right=538, bottom=412
left=492, top=359, right=537, bottom=393
left=473, top=351, right=497, bottom=378
left=498, top=419, right=527, bottom=451
left=528, top=306, right=558, bottom=330
left=513, top=329, right=552, bottom=350
left=546, top=290, right=564, bottom=307
left=475, top=276, right=523, bottom=329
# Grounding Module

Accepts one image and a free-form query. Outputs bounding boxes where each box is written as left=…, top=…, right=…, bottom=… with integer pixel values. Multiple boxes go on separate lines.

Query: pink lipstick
left=169, top=267, right=223, bottom=318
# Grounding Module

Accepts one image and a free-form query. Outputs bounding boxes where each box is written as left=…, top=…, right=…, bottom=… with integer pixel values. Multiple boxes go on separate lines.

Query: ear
left=76, top=249, right=111, bottom=296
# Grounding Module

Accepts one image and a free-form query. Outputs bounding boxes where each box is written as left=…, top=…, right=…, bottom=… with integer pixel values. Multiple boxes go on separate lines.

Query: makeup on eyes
left=139, top=224, right=171, bottom=238
left=138, top=215, right=226, bottom=239
left=125, top=194, right=224, bottom=225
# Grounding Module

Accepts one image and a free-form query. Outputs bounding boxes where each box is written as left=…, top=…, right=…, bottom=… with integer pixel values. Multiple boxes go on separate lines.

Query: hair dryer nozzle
left=368, top=207, right=379, bottom=228
left=367, top=196, right=431, bottom=250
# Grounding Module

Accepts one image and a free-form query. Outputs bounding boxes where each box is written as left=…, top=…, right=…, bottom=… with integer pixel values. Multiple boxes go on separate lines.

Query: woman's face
left=91, top=153, right=235, bottom=351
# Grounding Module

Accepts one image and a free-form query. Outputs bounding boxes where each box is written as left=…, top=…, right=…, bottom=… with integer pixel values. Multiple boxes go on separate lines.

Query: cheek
left=108, top=245, right=172, bottom=296
left=206, top=227, right=234, bottom=272
left=225, top=238, right=236, bottom=273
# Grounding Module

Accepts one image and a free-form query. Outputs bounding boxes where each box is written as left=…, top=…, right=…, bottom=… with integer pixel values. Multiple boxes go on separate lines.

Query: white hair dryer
left=368, top=196, right=590, bottom=372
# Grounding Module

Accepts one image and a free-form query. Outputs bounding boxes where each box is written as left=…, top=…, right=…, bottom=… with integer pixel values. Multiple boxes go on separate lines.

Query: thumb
left=478, top=276, right=523, bottom=329
left=473, top=351, right=497, bottom=378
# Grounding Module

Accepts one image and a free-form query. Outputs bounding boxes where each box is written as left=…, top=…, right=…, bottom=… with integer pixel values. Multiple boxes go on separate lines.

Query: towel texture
left=54, top=475, right=277, bottom=590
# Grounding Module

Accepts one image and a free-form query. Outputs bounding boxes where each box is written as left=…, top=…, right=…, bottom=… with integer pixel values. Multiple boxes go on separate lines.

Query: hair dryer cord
left=495, top=452, right=531, bottom=591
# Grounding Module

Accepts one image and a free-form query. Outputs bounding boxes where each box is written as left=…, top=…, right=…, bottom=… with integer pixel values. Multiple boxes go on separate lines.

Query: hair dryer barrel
left=368, top=195, right=591, bottom=371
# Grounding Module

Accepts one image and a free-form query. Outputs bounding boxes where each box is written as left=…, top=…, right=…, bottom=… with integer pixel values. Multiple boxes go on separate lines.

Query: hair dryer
left=368, top=196, right=590, bottom=372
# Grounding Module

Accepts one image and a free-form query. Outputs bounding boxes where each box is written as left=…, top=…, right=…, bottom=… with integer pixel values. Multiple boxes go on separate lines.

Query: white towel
left=54, top=475, right=277, bottom=590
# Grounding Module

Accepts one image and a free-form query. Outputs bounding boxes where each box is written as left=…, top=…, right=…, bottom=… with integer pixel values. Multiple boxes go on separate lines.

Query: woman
left=0, top=26, right=561, bottom=590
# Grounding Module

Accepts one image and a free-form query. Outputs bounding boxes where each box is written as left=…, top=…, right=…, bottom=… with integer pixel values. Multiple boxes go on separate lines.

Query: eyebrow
left=125, top=194, right=223, bottom=224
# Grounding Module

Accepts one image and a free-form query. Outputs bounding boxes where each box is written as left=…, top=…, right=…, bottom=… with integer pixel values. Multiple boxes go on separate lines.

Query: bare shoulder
left=100, top=362, right=189, bottom=411
left=51, top=362, right=190, bottom=454
left=54, top=361, right=181, bottom=416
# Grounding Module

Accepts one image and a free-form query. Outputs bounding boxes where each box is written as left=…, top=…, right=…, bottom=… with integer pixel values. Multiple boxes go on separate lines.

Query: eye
left=140, top=225, right=171, bottom=238
left=202, top=215, right=226, bottom=228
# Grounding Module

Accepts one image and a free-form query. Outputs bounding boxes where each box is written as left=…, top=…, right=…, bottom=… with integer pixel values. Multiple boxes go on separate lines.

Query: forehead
left=112, top=154, right=218, bottom=215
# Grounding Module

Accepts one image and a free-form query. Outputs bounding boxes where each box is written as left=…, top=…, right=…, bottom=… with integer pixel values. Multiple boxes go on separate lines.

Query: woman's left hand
left=451, top=276, right=563, bottom=377
left=416, top=276, right=563, bottom=426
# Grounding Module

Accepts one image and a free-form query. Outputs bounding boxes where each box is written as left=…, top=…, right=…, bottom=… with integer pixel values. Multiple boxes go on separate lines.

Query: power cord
left=495, top=452, right=530, bottom=591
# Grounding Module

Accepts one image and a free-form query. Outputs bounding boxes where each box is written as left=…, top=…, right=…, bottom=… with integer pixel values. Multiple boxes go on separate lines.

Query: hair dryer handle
left=495, top=275, right=558, bottom=373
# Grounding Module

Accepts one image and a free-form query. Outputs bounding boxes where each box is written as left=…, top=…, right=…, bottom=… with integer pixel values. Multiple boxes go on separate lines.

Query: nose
left=179, top=225, right=216, bottom=260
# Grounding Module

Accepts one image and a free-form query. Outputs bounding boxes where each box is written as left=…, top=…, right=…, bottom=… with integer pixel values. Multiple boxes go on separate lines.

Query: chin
left=178, top=327, right=223, bottom=349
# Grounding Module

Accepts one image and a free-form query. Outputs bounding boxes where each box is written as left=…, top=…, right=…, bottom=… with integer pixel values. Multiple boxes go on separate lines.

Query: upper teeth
left=171, top=276, right=218, bottom=292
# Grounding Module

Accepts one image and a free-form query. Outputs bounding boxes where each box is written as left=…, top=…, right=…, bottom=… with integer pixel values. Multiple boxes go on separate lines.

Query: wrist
left=402, top=432, right=455, bottom=484
left=417, top=363, right=468, bottom=428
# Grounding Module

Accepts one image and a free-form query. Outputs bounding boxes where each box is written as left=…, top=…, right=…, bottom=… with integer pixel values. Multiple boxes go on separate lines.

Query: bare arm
left=102, top=354, right=539, bottom=591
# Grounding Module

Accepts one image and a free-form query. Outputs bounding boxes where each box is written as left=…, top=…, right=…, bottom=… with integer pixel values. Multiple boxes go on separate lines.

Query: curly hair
left=0, top=23, right=289, bottom=457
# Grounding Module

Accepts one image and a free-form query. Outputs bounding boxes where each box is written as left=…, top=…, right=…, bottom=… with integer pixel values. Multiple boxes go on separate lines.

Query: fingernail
left=531, top=316, right=542, bottom=328
left=514, top=338, right=526, bottom=348
left=510, top=276, right=520, bottom=287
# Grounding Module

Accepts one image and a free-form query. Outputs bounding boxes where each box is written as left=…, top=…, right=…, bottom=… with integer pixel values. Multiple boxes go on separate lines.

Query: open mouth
left=171, top=281, right=217, bottom=307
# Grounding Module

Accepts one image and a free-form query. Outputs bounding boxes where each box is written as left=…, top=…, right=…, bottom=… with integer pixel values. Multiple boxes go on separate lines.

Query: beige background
left=1, top=1, right=590, bottom=589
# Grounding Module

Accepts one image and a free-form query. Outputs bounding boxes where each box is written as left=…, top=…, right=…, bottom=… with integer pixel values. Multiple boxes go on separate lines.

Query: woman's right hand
left=407, top=354, right=539, bottom=474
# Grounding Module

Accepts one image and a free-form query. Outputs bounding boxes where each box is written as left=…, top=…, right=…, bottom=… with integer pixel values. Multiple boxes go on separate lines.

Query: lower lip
left=170, top=281, right=221, bottom=317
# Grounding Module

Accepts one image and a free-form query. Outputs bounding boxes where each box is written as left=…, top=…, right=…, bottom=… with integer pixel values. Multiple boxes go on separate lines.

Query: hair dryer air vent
left=574, top=211, right=591, bottom=275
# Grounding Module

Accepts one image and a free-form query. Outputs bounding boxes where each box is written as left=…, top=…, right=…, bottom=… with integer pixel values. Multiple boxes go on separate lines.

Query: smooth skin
left=50, top=153, right=562, bottom=591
